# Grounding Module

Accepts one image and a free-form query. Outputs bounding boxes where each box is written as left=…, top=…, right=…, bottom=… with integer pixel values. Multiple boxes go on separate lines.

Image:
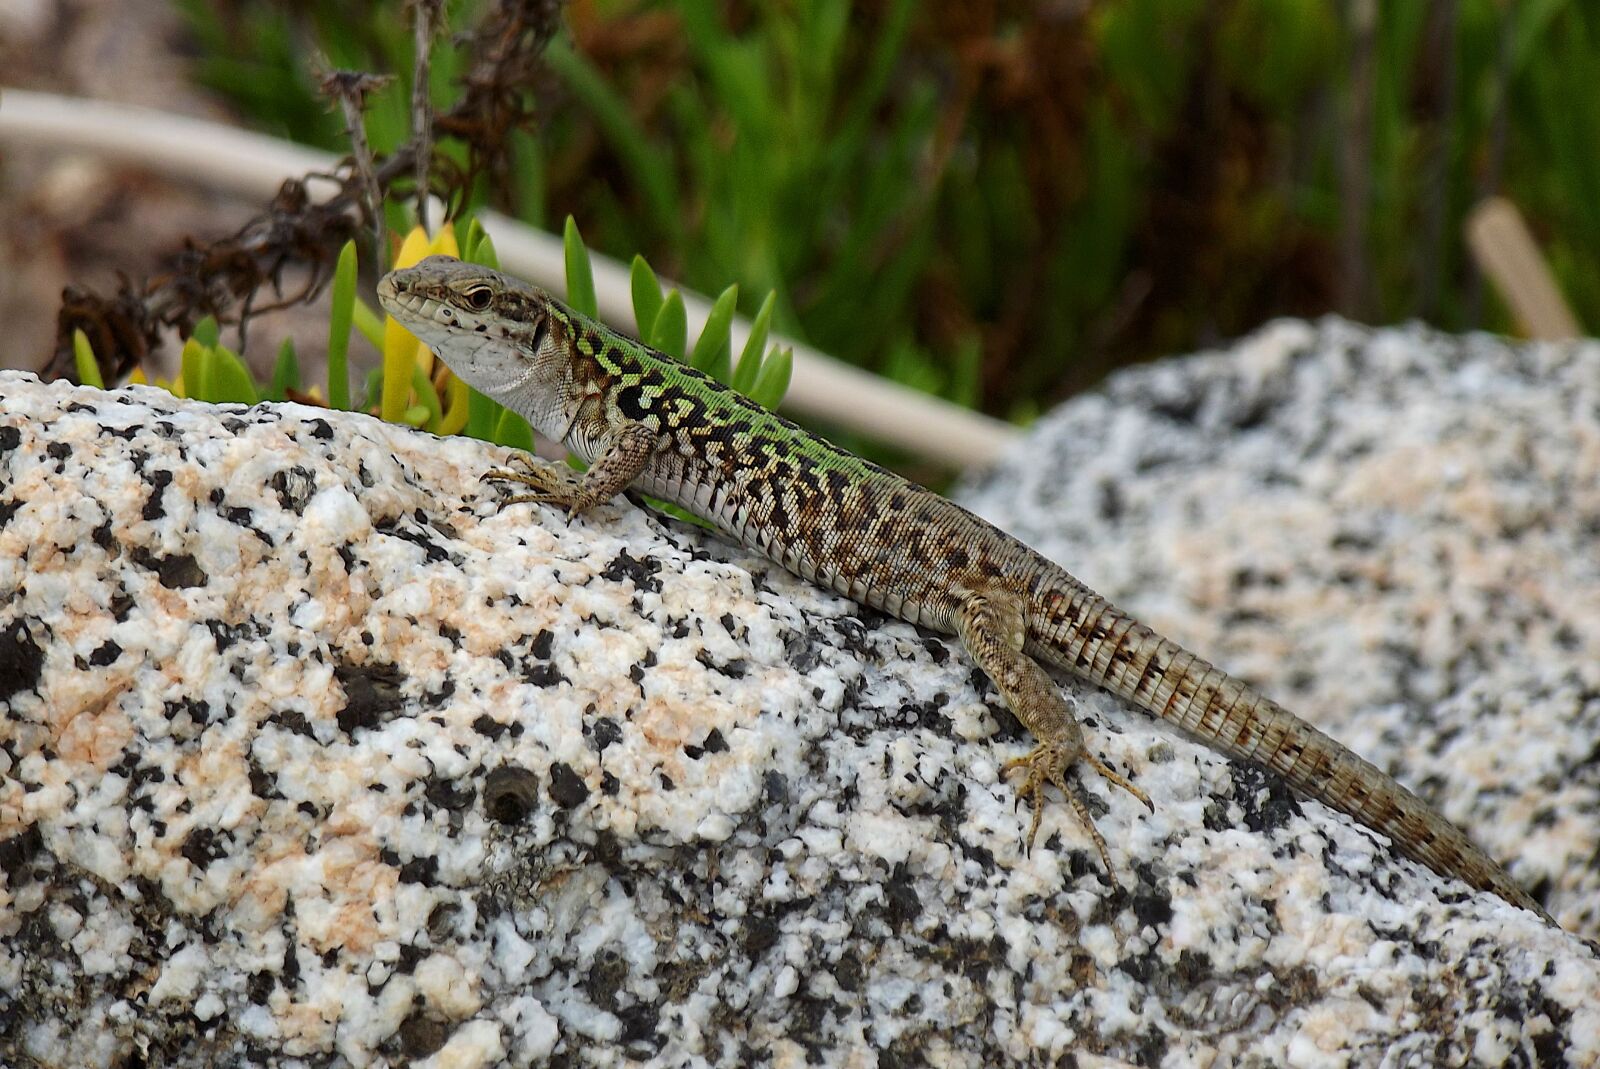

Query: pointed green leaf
left=181, top=338, right=210, bottom=401
left=270, top=337, right=301, bottom=401
left=325, top=239, right=357, bottom=409
left=193, top=316, right=221, bottom=348
left=410, top=362, right=443, bottom=431
left=208, top=344, right=259, bottom=405
left=352, top=297, right=386, bottom=349
left=690, top=284, right=738, bottom=384
left=750, top=345, right=792, bottom=411
left=363, top=366, right=385, bottom=411
left=493, top=409, right=535, bottom=452
left=466, top=388, right=501, bottom=440
left=732, top=291, right=777, bottom=394
left=630, top=255, right=664, bottom=339
left=472, top=232, right=500, bottom=271
left=650, top=290, right=688, bottom=360
left=72, top=329, right=104, bottom=390
left=460, top=217, right=488, bottom=260
left=563, top=215, right=598, bottom=318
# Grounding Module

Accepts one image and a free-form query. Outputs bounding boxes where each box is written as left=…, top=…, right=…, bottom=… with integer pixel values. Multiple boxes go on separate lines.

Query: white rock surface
left=1, top=318, right=1597, bottom=1068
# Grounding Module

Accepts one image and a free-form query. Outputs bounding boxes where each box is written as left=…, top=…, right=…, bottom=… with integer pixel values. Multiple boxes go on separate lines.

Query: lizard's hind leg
left=955, top=590, right=1152, bottom=883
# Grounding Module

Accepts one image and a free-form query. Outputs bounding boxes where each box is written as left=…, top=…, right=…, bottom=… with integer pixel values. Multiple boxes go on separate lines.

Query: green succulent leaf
left=326, top=239, right=357, bottom=409
left=270, top=337, right=301, bottom=401
left=563, top=215, right=598, bottom=318
left=650, top=290, right=688, bottom=360
left=630, top=255, right=664, bottom=339
left=690, top=283, right=739, bottom=384
left=72, top=329, right=104, bottom=390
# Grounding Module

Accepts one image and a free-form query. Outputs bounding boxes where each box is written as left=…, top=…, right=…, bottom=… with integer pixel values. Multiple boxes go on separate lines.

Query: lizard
left=377, top=254, right=1552, bottom=923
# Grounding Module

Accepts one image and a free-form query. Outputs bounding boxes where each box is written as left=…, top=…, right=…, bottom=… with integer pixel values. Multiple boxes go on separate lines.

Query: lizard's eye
left=462, top=285, right=493, bottom=312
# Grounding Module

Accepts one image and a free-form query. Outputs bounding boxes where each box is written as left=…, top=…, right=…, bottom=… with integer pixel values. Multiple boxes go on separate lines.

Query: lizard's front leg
left=955, top=589, right=1152, bottom=882
left=484, top=421, right=658, bottom=521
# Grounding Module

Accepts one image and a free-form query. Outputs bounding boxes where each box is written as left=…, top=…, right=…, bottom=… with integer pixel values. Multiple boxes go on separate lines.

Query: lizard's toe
left=1003, top=742, right=1122, bottom=883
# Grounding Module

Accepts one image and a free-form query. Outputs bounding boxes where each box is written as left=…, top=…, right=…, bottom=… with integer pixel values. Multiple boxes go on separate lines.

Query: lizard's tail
left=1028, top=585, right=1552, bottom=921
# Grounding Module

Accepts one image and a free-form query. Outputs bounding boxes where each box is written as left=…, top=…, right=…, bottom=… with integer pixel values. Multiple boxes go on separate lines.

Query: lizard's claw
left=1002, top=742, right=1151, bottom=885
left=480, top=461, right=584, bottom=515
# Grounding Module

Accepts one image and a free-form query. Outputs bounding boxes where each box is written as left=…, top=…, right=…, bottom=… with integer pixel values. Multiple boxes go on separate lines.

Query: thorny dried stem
left=319, top=69, right=395, bottom=273
left=409, top=0, right=449, bottom=234
left=47, top=0, right=566, bottom=385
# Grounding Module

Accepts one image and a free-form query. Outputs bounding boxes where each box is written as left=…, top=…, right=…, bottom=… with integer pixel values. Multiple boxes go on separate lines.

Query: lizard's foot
left=1002, top=742, right=1152, bottom=884
left=481, top=459, right=587, bottom=519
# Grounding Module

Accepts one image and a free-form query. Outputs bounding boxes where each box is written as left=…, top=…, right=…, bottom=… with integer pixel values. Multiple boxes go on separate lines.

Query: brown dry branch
left=46, top=0, right=566, bottom=386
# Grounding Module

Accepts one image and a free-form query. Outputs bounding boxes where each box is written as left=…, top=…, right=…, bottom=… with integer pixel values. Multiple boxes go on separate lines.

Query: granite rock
left=1, top=321, right=1597, bottom=1068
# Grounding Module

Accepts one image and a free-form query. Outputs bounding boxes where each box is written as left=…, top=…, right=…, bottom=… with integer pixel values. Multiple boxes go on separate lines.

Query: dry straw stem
left=1465, top=197, right=1582, bottom=341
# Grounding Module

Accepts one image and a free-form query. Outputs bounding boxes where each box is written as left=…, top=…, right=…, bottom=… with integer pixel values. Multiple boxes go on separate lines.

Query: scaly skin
left=378, top=255, right=1551, bottom=922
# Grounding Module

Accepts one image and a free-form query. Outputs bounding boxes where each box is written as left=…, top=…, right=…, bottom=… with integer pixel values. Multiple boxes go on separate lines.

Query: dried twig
left=409, top=0, right=448, bottom=232
left=46, top=0, right=566, bottom=384
left=319, top=69, right=395, bottom=270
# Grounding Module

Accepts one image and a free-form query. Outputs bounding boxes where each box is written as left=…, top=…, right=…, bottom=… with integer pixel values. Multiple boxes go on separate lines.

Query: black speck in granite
left=398, top=855, right=438, bottom=886
left=740, top=915, right=779, bottom=958
left=0, top=616, right=47, bottom=701
left=472, top=714, right=509, bottom=740
left=396, top=1012, right=449, bottom=1060
left=763, top=771, right=789, bottom=806
left=423, top=774, right=475, bottom=812
left=130, top=547, right=208, bottom=589
left=600, top=549, right=662, bottom=593
left=270, top=466, right=317, bottom=513
left=181, top=827, right=228, bottom=869
left=590, top=716, right=623, bottom=752
left=521, top=660, right=568, bottom=688
left=373, top=515, right=449, bottom=564
left=0, top=824, right=43, bottom=876
left=884, top=862, right=921, bottom=930
left=333, top=661, right=406, bottom=735
left=548, top=762, right=589, bottom=808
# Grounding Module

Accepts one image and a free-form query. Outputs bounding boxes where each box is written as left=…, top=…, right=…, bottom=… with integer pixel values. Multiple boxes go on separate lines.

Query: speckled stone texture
left=0, top=318, right=1596, bottom=1069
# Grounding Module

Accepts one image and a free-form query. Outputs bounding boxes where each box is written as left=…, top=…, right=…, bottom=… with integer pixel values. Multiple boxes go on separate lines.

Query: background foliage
left=177, top=0, right=1599, bottom=424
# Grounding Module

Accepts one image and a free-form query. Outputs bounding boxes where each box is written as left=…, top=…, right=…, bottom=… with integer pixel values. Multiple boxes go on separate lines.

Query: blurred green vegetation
left=176, top=0, right=1600, bottom=425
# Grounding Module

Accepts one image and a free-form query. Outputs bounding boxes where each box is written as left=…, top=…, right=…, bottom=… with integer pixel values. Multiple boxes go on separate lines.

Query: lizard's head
left=378, top=255, right=568, bottom=412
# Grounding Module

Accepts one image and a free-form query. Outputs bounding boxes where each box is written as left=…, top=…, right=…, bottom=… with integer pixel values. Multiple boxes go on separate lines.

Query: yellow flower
left=382, top=224, right=460, bottom=422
